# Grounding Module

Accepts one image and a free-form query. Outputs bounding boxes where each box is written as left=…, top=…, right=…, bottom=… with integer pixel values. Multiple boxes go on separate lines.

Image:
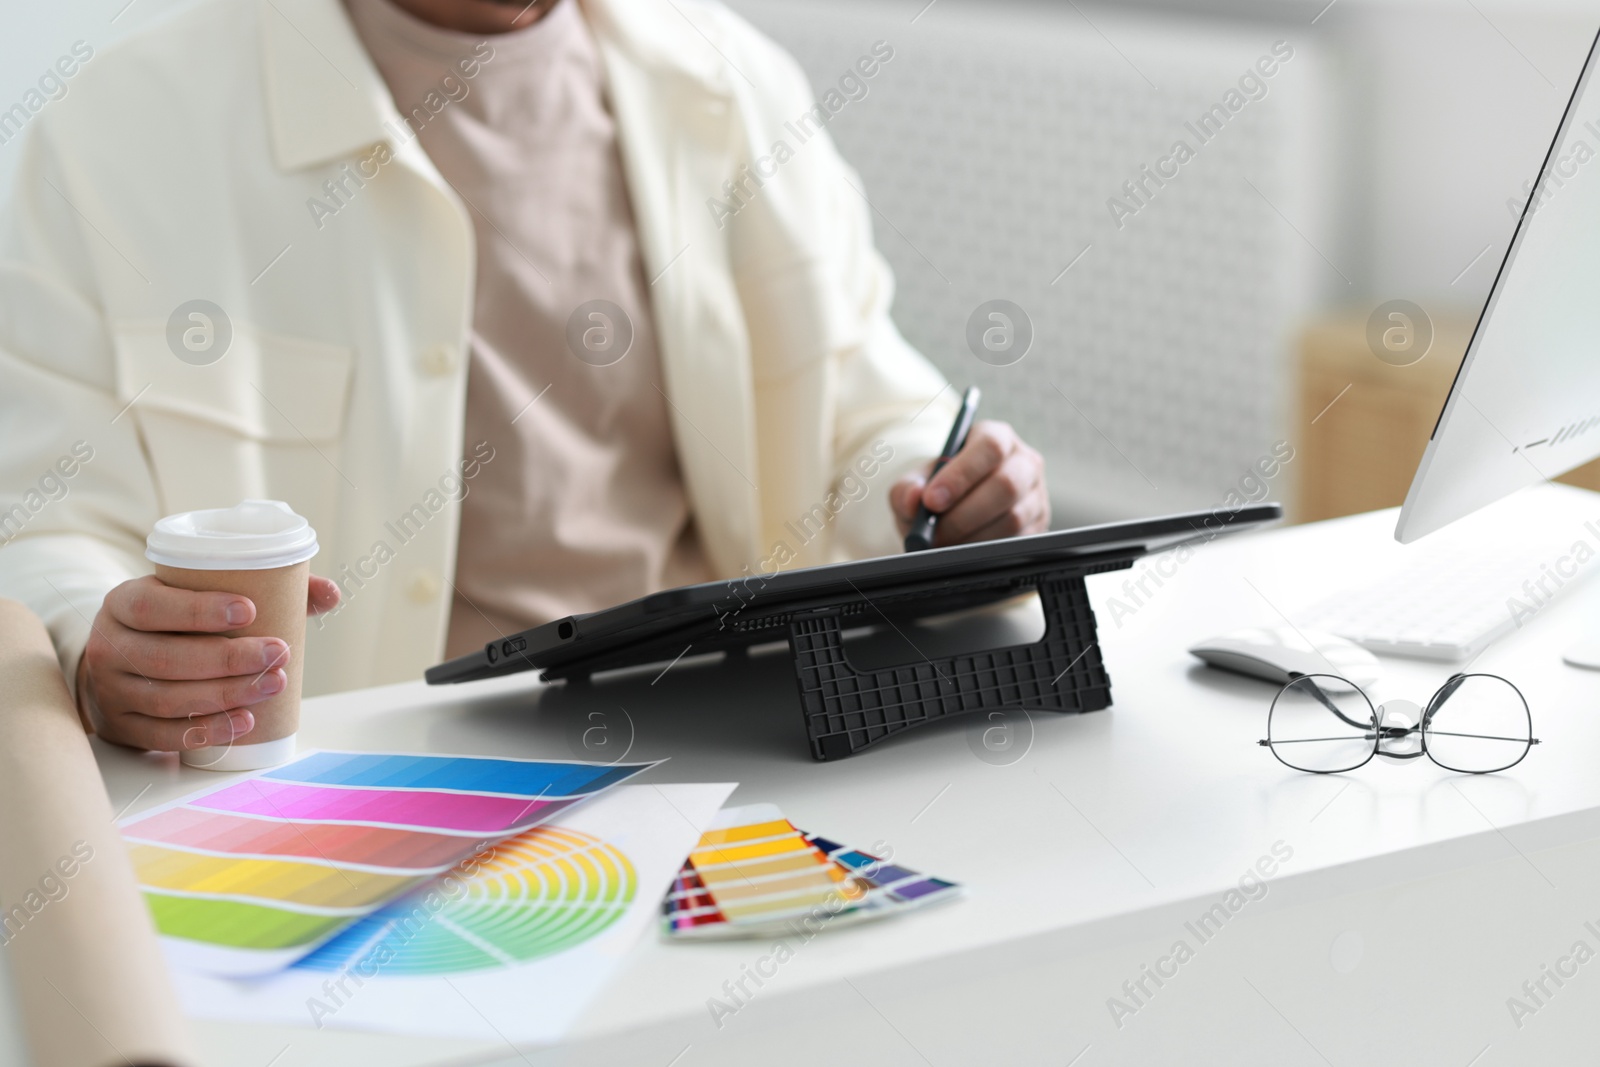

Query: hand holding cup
left=77, top=501, right=334, bottom=769
left=77, top=574, right=340, bottom=754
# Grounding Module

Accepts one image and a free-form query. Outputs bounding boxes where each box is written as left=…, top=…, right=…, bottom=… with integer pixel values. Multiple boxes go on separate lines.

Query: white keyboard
left=1298, top=511, right=1600, bottom=663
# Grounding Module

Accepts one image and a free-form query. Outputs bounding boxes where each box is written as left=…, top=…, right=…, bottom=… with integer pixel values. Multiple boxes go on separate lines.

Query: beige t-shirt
left=343, top=0, right=711, bottom=658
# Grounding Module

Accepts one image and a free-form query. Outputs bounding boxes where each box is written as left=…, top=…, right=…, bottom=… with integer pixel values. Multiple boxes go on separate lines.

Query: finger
left=82, top=615, right=158, bottom=682
left=111, top=632, right=290, bottom=681
left=936, top=450, right=1042, bottom=543
left=308, top=574, right=341, bottom=616
left=922, top=422, right=1014, bottom=513
left=95, top=667, right=287, bottom=720
left=888, top=474, right=927, bottom=522
left=102, top=708, right=256, bottom=753
left=106, top=576, right=256, bottom=634
left=961, top=490, right=1050, bottom=545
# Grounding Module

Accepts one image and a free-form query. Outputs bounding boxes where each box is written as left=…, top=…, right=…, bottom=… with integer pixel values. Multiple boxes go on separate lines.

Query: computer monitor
left=1397, top=27, right=1600, bottom=546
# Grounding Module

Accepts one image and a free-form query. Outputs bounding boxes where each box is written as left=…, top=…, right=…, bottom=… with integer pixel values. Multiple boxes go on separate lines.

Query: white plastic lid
left=146, top=500, right=318, bottom=570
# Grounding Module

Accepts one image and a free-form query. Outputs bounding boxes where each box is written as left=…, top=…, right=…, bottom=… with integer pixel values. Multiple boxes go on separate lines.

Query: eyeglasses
left=1259, top=672, right=1539, bottom=775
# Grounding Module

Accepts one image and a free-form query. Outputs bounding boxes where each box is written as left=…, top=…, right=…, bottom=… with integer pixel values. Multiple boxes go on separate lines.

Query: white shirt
left=0, top=0, right=955, bottom=696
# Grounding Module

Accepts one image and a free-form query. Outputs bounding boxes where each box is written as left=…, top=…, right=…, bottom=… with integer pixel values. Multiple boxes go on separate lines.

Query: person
left=0, top=0, right=1049, bottom=753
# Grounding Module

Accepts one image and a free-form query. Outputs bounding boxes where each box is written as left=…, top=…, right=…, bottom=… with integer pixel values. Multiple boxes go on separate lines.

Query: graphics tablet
left=427, top=504, right=1282, bottom=687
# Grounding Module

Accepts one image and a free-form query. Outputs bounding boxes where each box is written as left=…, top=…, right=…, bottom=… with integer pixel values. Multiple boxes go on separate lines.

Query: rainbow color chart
left=120, top=751, right=654, bottom=975
left=662, top=804, right=961, bottom=939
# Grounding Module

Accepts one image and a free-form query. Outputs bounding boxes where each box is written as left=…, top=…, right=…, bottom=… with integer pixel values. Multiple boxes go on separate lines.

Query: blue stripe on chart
left=262, top=752, right=650, bottom=798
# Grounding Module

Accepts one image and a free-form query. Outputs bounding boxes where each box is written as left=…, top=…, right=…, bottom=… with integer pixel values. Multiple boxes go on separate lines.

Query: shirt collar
left=260, top=0, right=732, bottom=173
left=579, top=0, right=733, bottom=98
left=260, top=0, right=394, bottom=171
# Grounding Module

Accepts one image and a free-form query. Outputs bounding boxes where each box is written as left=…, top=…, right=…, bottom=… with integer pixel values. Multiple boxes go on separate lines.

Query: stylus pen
left=904, top=386, right=981, bottom=552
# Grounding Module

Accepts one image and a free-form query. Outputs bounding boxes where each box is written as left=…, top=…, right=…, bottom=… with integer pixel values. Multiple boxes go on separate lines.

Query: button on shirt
left=342, top=0, right=712, bottom=658
left=419, top=344, right=458, bottom=377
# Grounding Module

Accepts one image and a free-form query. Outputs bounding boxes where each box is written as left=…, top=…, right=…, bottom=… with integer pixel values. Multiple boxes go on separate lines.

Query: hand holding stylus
left=890, top=414, right=1050, bottom=550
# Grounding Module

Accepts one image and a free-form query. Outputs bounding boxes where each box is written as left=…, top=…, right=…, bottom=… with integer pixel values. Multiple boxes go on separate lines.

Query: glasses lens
left=1267, top=675, right=1377, bottom=773
left=1423, top=674, right=1532, bottom=773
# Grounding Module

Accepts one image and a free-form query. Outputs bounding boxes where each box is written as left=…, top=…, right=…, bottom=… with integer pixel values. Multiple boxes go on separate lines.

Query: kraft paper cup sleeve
left=154, top=561, right=309, bottom=769
left=0, top=599, right=197, bottom=1067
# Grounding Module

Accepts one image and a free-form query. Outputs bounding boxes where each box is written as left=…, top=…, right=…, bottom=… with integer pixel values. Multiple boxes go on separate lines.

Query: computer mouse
left=1187, top=626, right=1380, bottom=691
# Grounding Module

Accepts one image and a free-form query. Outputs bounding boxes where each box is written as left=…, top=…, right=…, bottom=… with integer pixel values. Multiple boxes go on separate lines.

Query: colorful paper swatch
left=166, top=784, right=738, bottom=1045
left=120, top=751, right=655, bottom=975
left=662, top=804, right=961, bottom=939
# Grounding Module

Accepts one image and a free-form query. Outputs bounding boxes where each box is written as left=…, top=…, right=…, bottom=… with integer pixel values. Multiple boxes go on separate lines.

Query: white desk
left=7, top=487, right=1600, bottom=1066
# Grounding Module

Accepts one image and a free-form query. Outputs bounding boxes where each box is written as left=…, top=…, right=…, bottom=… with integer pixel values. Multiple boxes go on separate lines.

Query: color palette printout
left=120, top=751, right=656, bottom=976
left=166, top=783, right=736, bottom=1044
left=662, top=804, right=961, bottom=939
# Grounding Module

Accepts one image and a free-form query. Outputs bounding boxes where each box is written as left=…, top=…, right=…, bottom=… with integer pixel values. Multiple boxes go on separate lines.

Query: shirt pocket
left=111, top=322, right=354, bottom=523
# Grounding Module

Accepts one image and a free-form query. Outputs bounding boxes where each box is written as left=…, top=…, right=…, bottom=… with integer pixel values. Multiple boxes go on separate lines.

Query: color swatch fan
left=120, top=751, right=655, bottom=975
left=662, top=804, right=960, bottom=939
left=296, top=823, right=637, bottom=976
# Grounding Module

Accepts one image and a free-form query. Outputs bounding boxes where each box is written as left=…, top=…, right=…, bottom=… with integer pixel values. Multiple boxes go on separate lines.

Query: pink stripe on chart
left=194, top=779, right=564, bottom=833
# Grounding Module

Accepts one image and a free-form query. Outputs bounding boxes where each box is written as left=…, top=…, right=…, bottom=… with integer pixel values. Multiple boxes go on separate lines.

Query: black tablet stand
left=537, top=556, right=1134, bottom=761
left=786, top=564, right=1126, bottom=760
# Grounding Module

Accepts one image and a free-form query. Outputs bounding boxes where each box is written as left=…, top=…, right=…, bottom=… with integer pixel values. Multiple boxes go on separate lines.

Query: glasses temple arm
left=1289, top=673, right=1375, bottom=731
left=1422, top=673, right=1469, bottom=727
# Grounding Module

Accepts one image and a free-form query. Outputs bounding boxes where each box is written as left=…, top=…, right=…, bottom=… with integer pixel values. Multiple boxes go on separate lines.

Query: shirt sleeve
left=815, top=144, right=960, bottom=559
left=716, top=22, right=960, bottom=561
left=0, top=121, right=159, bottom=699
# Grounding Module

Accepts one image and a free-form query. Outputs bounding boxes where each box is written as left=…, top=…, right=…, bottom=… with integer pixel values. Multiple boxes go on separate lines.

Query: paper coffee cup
left=145, top=500, right=318, bottom=771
